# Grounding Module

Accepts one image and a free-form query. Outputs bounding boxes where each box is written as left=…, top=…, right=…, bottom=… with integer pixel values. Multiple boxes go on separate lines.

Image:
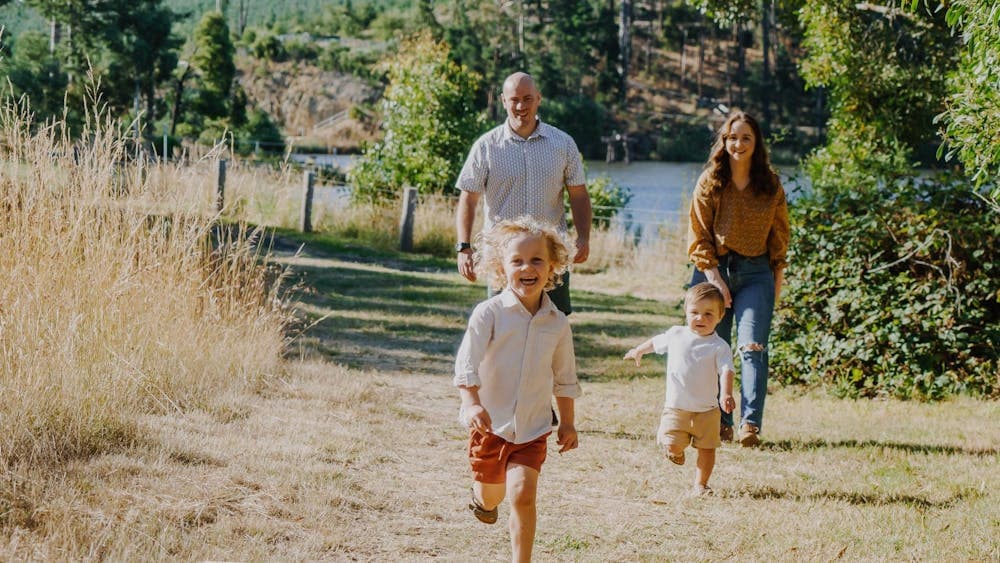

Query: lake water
left=289, top=154, right=802, bottom=230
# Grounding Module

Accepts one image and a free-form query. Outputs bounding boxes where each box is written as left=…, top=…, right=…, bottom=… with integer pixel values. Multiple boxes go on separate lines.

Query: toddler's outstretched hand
left=623, top=347, right=644, bottom=366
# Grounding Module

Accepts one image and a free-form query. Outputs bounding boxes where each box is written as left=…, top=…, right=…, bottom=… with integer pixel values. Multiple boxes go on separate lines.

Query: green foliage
left=584, top=176, right=632, bottom=228
left=1, top=0, right=181, bottom=131
left=317, top=43, right=377, bottom=79
left=773, top=176, right=998, bottom=400
left=349, top=32, right=486, bottom=201
left=653, top=117, right=715, bottom=162
left=525, top=0, right=616, bottom=104
left=191, top=11, right=235, bottom=99
left=688, top=0, right=757, bottom=26
left=542, top=95, right=610, bottom=159
left=803, top=116, right=914, bottom=198
left=934, top=0, right=1000, bottom=187
left=799, top=0, right=957, bottom=166
left=0, top=31, right=69, bottom=124
left=239, top=108, right=283, bottom=148
left=250, top=31, right=285, bottom=61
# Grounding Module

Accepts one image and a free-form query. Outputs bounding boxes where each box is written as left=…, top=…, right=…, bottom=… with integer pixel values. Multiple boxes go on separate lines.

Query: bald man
left=455, top=72, right=593, bottom=315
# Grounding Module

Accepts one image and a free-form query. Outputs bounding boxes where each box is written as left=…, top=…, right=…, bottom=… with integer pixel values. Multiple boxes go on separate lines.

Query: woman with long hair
left=688, top=111, right=790, bottom=447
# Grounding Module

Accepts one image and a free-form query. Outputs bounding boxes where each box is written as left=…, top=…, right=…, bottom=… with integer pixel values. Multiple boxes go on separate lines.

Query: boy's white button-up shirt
left=652, top=326, right=735, bottom=412
left=454, top=289, right=581, bottom=444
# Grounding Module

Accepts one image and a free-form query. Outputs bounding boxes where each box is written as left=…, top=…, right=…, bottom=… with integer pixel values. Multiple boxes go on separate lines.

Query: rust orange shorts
left=468, top=430, right=550, bottom=484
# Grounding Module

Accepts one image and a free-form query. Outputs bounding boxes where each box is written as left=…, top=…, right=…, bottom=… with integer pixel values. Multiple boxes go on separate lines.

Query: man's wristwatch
left=455, top=242, right=472, bottom=253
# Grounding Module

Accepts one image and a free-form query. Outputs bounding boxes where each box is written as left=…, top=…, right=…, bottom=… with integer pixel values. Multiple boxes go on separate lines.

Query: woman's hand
left=704, top=267, right=733, bottom=308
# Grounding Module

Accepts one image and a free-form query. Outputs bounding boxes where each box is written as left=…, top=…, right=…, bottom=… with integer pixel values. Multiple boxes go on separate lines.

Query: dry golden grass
left=0, top=101, right=289, bottom=475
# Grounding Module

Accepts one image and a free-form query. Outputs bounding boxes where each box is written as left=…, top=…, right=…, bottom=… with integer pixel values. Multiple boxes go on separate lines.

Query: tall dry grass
left=574, top=218, right=691, bottom=303
left=0, top=99, right=290, bottom=470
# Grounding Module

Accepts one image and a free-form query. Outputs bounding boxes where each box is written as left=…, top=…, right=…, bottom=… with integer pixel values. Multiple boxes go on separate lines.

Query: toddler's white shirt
left=454, top=289, right=581, bottom=444
left=651, top=326, right=734, bottom=412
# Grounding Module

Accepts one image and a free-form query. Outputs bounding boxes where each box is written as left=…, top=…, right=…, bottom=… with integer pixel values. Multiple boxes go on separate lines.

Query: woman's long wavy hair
left=701, top=112, right=780, bottom=197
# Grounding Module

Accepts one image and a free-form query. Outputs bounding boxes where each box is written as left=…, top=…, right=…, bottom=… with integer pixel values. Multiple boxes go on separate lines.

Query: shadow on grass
left=726, top=485, right=980, bottom=509
left=275, top=228, right=687, bottom=380
left=761, top=438, right=999, bottom=458
left=288, top=259, right=479, bottom=374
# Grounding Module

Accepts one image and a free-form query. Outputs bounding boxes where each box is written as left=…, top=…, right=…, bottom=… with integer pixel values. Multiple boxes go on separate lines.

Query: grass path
left=3, top=234, right=997, bottom=559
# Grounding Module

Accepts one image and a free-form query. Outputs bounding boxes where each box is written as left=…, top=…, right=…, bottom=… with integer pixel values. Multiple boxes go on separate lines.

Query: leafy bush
left=772, top=175, right=998, bottom=400
left=349, top=33, right=485, bottom=201
left=583, top=175, right=631, bottom=229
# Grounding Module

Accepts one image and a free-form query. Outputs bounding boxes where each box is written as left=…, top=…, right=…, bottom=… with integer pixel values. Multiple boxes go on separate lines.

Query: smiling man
left=454, top=72, right=592, bottom=315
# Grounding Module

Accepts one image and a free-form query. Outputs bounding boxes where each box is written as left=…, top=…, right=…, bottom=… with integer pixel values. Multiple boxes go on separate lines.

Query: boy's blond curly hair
left=475, top=216, right=574, bottom=292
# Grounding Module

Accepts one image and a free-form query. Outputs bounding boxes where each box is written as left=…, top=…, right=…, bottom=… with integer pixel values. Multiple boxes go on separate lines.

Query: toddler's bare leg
left=695, top=447, right=716, bottom=487
left=506, top=463, right=539, bottom=563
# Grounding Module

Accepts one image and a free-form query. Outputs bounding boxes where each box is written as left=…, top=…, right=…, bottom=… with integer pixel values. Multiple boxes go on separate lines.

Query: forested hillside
left=1, top=0, right=822, bottom=161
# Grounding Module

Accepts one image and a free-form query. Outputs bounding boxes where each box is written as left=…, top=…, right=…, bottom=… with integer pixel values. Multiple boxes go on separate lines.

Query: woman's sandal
left=667, top=451, right=685, bottom=466
left=469, top=488, right=498, bottom=524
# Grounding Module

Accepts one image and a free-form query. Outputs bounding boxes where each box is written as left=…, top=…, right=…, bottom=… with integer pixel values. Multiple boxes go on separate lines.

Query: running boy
left=454, top=217, right=581, bottom=563
left=624, top=282, right=736, bottom=496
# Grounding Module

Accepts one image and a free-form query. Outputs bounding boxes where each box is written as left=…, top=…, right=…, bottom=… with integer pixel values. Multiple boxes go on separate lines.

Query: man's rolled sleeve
left=456, top=138, right=488, bottom=194
left=551, top=324, right=581, bottom=398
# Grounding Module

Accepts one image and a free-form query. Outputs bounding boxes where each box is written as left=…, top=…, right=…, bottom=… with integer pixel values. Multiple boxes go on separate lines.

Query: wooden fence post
left=215, top=159, right=227, bottom=214
left=300, top=170, right=315, bottom=233
left=399, top=186, right=417, bottom=252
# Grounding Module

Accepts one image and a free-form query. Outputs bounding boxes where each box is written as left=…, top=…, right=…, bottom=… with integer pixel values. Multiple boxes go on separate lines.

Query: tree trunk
left=727, top=24, right=735, bottom=108
left=697, top=23, right=704, bottom=99
left=679, top=26, right=687, bottom=89
left=736, top=22, right=745, bottom=109
left=760, top=0, right=772, bottom=129
left=169, top=64, right=193, bottom=137
left=619, top=0, right=632, bottom=107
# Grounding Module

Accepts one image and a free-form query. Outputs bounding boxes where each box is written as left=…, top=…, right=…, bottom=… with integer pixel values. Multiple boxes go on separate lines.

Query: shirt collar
left=499, top=288, right=557, bottom=316
left=503, top=119, right=547, bottom=142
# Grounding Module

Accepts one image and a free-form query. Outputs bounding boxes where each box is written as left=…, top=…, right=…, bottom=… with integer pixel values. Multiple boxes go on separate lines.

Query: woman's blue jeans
left=691, top=253, right=775, bottom=430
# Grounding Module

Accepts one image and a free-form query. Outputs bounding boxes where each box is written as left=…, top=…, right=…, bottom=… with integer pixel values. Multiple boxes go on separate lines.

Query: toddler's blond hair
left=475, top=217, right=573, bottom=292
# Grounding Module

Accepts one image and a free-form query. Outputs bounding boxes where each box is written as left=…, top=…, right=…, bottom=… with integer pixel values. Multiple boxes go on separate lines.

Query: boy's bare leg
left=506, top=463, right=539, bottom=563
left=474, top=481, right=506, bottom=511
left=695, top=447, right=715, bottom=487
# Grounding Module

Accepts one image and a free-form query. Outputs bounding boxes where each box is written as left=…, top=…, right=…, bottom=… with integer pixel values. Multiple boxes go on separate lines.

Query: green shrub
left=582, top=175, right=631, bottom=229
left=772, top=175, right=998, bottom=400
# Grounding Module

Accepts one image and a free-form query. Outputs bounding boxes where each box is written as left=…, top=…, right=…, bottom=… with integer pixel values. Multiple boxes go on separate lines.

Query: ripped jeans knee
left=738, top=342, right=766, bottom=354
